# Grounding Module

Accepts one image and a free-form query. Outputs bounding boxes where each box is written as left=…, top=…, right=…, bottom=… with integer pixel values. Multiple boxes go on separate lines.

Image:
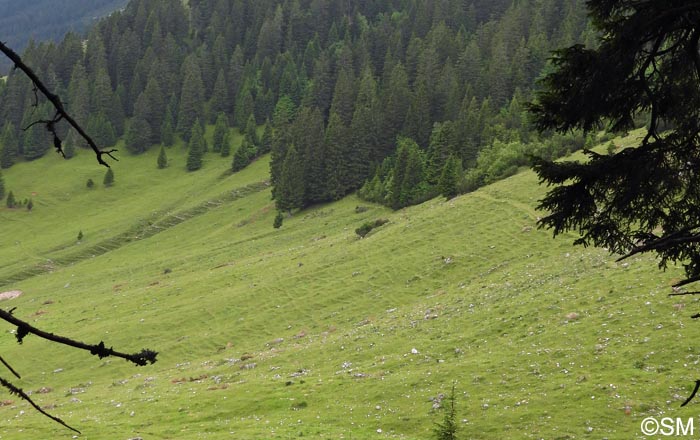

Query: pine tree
left=259, top=120, right=273, bottom=155
left=529, top=0, right=700, bottom=289
left=161, top=116, right=175, bottom=147
left=433, top=385, right=458, bottom=440
left=244, top=114, right=259, bottom=147
left=26, top=199, right=33, bottom=211
left=212, top=113, right=229, bottom=153
left=273, top=211, right=284, bottom=229
left=220, top=131, right=232, bottom=157
left=6, top=190, right=15, bottom=208
left=157, top=146, right=168, bottom=169
left=177, top=57, right=206, bottom=140
left=209, top=69, right=229, bottom=121
left=438, top=155, right=461, bottom=200
left=0, top=170, right=5, bottom=199
left=0, top=122, right=18, bottom=168
left=275, top=145, right=305, bottom=214
left=125, top=116, right=152, bottom=154
left=103, top=168, right=115, bottom=187
left=186, top=119, right=206, bottom=171
left=231, top=140, right=251, bottom=172
left=324, top=112, right=352, bottom=199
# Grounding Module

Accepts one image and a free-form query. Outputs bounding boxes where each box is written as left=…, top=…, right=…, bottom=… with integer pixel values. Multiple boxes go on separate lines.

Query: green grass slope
left=0, top=133, right=695, bottom=439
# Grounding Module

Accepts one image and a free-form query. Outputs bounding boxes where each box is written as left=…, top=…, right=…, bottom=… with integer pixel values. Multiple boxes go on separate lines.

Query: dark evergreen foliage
left=529, top=0, right=700, bottom=289
left=186, top=119, right=206, bottom=171
left=273, top=210, right=284, bottom=229
left=157, top=145, right=168, bottom=169
left=103, top=168, right=114, bottom=187
left=5, top=190, right=15, bottom=208
left=0, top=0, right=591, bottom=213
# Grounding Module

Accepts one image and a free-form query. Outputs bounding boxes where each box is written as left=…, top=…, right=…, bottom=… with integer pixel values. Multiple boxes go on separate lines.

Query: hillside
left=0, top=132, right=693, bottom=439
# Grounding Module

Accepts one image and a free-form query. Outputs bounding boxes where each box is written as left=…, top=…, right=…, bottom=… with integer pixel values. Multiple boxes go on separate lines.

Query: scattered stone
left=53, top=368, right=64, bottom=374
left=240, top=363, right=257, bottom=370
left=410, top=348, right=419, bottom=354
left=0, top=290, right=22, bottom=301
left=267, top=338, right=284, bottom=346
left=565, top=312, right=579, bottom=321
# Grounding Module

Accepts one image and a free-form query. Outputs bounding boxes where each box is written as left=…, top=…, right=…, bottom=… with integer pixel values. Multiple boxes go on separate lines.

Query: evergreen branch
left=0, top=308, right=157, bottom=366
left=617, top=228, right=700, bottom=262
left=0, top=40, right=118, bottom=167
left=0, top=376, right=80, bottom=434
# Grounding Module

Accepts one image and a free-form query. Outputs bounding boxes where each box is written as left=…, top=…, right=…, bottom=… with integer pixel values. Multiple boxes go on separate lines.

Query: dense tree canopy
left=529, top=0, right=700, bottom=288
left=0, top=0, right=594, bottom=209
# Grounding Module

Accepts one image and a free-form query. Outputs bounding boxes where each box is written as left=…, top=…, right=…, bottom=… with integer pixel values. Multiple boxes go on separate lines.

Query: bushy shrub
left=355, top=218, right=389, bottom=238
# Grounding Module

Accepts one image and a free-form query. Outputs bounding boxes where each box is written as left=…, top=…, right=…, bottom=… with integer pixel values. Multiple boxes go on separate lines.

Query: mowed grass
left=0, top=130, right=697, bottom=439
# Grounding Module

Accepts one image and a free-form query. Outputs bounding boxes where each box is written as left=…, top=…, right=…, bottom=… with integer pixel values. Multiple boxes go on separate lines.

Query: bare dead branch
left=681, top=380, right=700, bottom=407
left=669, top=291, right=700, bottom=296
left=0, top=40, right=118, bottom=167
left=0, top=309, right=157, bottom=366
left=0, top=355, right=21, bottom=379
left=0, top=376, right=80, bottom=433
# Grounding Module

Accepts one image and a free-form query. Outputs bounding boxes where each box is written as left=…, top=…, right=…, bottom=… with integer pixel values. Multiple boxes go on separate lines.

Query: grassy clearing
left=0, top=130, right=695, bottom=439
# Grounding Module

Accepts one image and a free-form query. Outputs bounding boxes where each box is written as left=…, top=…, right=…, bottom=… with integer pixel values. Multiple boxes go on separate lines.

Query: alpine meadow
left=0, top=0, right=697, bottom=439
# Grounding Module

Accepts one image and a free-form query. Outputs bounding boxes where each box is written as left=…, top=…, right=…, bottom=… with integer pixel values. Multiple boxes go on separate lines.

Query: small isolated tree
left=157, top=145, right=168, bottom=169
left=434, top=384, right=458, bottom=440
left=273, top=211, right=284, bottom=229
left=6, top=190, right=15, bottom=208
left=103, top=168, right=115, bottom=187
left=26, top=198, right=33, bottom=211
left=86, top=178, right=95, bottom=189
left=187, top=119, right=206, bottom=171
left=77, top=230, right=84, bottom=241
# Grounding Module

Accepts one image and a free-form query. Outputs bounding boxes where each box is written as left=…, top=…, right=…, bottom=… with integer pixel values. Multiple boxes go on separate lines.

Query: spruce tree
left=0, top=122, right=18, bottom=168
left=177, top=58, right=205, bottom=141
left=529, top=0, right=700, bottom=290
left=324, top=112, right=352, bottom=200
left=212, top=113, right=229, bottom=153
left=157, top=146, right=168, bottom=169
left=273, top=211, right=284, bottom=229
left=438, top=155, right=461, bottom=200
left=0, top=170, right=5, bottom=199
left=275, top=145, right=305, bottom=214
left=231, top=140, right=251, bottom=172
left=26, top=199, right=33, bottom=211
left=186, top=119, right=206, bottom=171
left=259, top=120, right=273, bottom=155
left=125, top=116, right=152, bottom=154
left=103, top=168, right=115, bottom=187
left=220, top=131, right=231, bottom=157
left=244, top=114, right=259, bottom=147
left=161, top=108, right=175, bottom=147
left=6, top=190, right=15, bottom=208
